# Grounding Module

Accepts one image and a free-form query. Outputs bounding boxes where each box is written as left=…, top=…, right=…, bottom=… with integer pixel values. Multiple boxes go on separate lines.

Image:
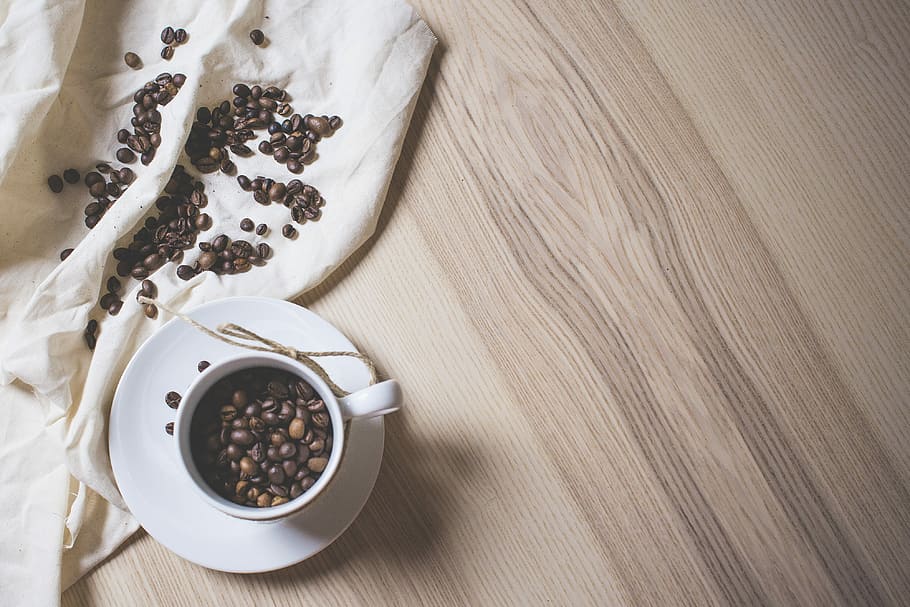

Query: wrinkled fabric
left=0, top=1, right=434, bottom=604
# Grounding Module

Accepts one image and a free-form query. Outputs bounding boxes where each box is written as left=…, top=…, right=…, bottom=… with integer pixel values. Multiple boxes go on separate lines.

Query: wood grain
left=64, top=1, right=910, bottom=605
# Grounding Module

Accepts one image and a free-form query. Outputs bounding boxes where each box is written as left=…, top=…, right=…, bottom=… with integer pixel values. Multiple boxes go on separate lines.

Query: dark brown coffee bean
left=124, top=52, right=142, bottom=68
left=161, top=26, right=175, bottom=44
left=268, top=182, right=286, bottom=201
left=308, top=438, right=325, bottom=454
left=164, top=391, right=181, bottom=409
left=144, top=304, right=158, bottom=319
left=106, top=182, right=121, bottom=198
left=287, top=160, right=303, bottom=174
left=194, top=213, right=212, bottom=231
left=230, top=429, right=255, bottom=446
left=328, top=116, right=342, bottom=130
left=249, top=29, right=265, bottom=45
left=198, top=360, right=211, bottom=372
left=176, top=264, right=195, bottom=280
left=256, top=492, right=271, bottom=507
left=238, top=218, right=254, bottom=232
left=257, top=243, right=271, bottom=259
left=106, top=276, right=121, bottom=293
left=225, top=443, right=243, bottom=461
left=116, top=148, right=135, bottom=163
left=99, top=292, right=117, bottom=311
left=161, top=46, right=174, bottom=60
left=60, top=248, right=74, bottom=261
left=47, top=175, right=64, bottom=193
left=119, top=167, right=135, bottom=184
left=143, top=253, right=162, bottom=270
left=266, top=464, right=285, bottom=485
left=84, top=215, right=100, bottom=229
left=173, top=73, right=186, bottom=87
left=84, top=171, right=104, bottom=187
left=175, top=28, right=187, bottom=44
left=165, top=421, right=174, bottom=435
left=273, top=146, right=289, bottom=163
left=116, top=129, right=130, bottom=144
left=87, top=181, right=105, bottom=198
left=281, top=224, right=297, bottom=239
left=258, top=141, right=273, bottom=155
left=141, top=149, right=155, bottom=165
left=62, top=168, right=80, bottom=184
left=251, top=190, right=268, bottom=205
left=277, top=103, right=292, bottom=117
left=236, top=175, right=252, bottom=191
left=106, top=298, right=122, bottom=316
left=255, top=223, right=267, bottom=236
left=239, top=456, right=258, bottom=476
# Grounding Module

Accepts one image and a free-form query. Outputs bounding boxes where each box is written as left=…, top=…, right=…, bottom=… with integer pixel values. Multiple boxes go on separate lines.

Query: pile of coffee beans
left=187, top=367, right=334, bottom=508
left=237, top=176, right=324, bottom=224
left=176, top=234, right=270, bottom=279
left=118, top=72, right=186, bottom=166
left=160, top=26, right=188, bottom=60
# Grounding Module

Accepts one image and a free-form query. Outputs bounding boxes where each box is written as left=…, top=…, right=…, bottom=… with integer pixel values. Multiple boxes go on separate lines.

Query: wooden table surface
left=65, top=1, right=910, bottom=605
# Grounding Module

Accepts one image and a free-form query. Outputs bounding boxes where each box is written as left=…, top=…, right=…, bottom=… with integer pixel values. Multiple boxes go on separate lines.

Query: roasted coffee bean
left=173, top=73, right=186, bottom=87
left=256, top=492, right=271, bottom=507
left=105, top=182, right=120, bottom=198
left=239, top=456, right=258, bottom=476
left=288, top=418, right=306, bottom=440
left=250, top=29, right=265, bottom=45
left=87, top=181, right=105, bottom=198
left=287, top=160, right=303, bottom=174
left=277, top=103, right=292, bottom=117
left=60, top=248, right=74, bottom=261
left=239, top=218, right=254, bottom=232
left=258, top=141, right=273, bottom=155
left=230, top=429, right=255, bottom=446
left=116, top=148, right=135, bottom=163
left=116, top=129, right=130, bottom=144
left=198, top=360, right=211, bottom=372
left=251, top=190, right=268, bottom=205
left=328, top=116, right=342, bottom=130
left=257, top=243, right=271, bottom=259
left=124, top=52, right=142, bottom=68
left=175, top=28, right=187, bottom=43
left=161, top=46, right=174, bottom=60
left=165, top=421, right=174, bottom=435
left=140, top=149, right=155, bottom=165
left=99, top=292, right=117, bottom=311
left=254, top=223, right=268, bottom=236
left=234, top=176, right=253, bottom=194
left=139, top=279, right=156, bottom=298
left=311, top=411, right=330, bottom=428
left=176, top=264, right=195, bottom=280
left=85, top=215, right=101, bottom=229
left=273, top=146, right=289, bottom=163
left=304, top=457, right=327, bottom=473
left=62, top=168, right=80, bottom=184
left=143, top=304, right=158, bottom=319
left=107, top=299, right=123, bottom=315
left=212, top=234, right=228, bottom=252
left=119, top=168, right=135, bottom=184
left=84, top=171, right=104, bottom=187
left=161, top=26, right=175, bottom=44
left=165, top=391, right=181, bottom=409
left=281, top=224, right=297, bottom=239
left=277, top=441, right=296, bottom=459
left=47, top=174, right=66, bottom=193
left=194, top=213, right=212, bottom=231
left=268, top=182, right=286, bottom=201
left=106, top=276, right=121, bottom=293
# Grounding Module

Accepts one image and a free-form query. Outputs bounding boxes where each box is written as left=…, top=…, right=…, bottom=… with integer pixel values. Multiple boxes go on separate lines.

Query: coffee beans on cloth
left=190, top=367, right=333, bottom=507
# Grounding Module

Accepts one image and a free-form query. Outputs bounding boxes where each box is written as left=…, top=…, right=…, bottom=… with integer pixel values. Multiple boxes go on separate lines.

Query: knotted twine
left=137, top=296, right=377, bottom=397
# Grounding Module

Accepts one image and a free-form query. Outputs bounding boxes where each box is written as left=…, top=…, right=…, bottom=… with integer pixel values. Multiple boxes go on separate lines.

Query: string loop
left=138, top=296, right=377, bottom=397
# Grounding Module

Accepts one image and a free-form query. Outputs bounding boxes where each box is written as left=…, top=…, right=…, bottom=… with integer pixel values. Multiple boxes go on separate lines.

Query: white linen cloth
left=0, top=1, right=434, bottom=604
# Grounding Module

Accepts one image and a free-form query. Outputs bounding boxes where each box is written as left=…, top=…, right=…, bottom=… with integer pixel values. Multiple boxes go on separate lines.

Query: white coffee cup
left=174, top=351, right=401, bottom=521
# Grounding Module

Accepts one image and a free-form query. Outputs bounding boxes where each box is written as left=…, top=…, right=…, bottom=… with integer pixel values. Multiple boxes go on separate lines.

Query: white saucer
left=109, top=296, right=383, bottom=572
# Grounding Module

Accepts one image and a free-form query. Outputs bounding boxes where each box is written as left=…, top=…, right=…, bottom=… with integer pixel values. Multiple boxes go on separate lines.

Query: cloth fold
left=0, top=1, right=434, bottom=604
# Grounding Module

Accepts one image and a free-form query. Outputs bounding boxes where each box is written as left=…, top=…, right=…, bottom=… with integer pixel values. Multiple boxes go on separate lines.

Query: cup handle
left=337, top=380, right=402, bottom=421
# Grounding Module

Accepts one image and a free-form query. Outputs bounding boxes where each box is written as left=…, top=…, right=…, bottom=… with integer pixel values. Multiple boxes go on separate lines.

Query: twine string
left=137, top=296, right=377, bottom=397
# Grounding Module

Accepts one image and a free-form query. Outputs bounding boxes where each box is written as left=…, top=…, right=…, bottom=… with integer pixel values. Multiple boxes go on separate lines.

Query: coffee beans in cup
left=190, top=367, right=333, bottom=507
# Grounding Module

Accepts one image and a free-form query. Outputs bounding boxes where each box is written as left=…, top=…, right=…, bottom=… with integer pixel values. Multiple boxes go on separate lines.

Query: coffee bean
left=176, top=264, right=195, bottom=280
left=307, top=457, right=327, bottom=473
left=257, top=243, right=271, bottom=259
left=47, top=175, right=64, bottom=193
left=141, top=149, right=155, bottom=165
left=143, top=304, right=158, bottom=319
left=273, top=146, right=289, bottom=163
left=239, top=456, right=258, bottom=476
left=287, top=418, right=306, bottom=440
left=116, top=148, right=136, bottom=163
left=161, top=26, right=175, bottom=44
left=173, top=73, right=186, bottom=87
left=230, top=429, right=255, bottom=446
left=281, top=224, right=297, bottom=239
left=236, top=218, right=254, bottom=232
left=252, top=190, right=269, bottom=205
left=161, top=46, right=174, bottom=60
left=124, top=52, right=142, bottom=69
left=165, top=421, right=174, bottom=435
left=119, top=167, right=135, bottom=184
left=287, top=160, right=303, bottom=174
left=311, top=411, right=330, bottom=428
left=328, top=116, right=342, bottom=130
left=254, top=223, right=268, bottom=236
left=249, top=29, right=265, bottom=45
left=268, top=182, right=287, bottom=201
left=107, top=299, right=123, bottom=316
left=258, top=141, right=273, bottom=155
left=175, top=28, right=187, bottom=44
left=194, top=213, right=212, bottom=231
left=99, top=292, right=116, bottom=311
left=197, top=360, right=211, bottom=373
left=60, top=248, right=74, bottom=261
left=256, top=492, right=271, bottom=507
left=165, top=391, right=181, bottom=409
left=106, top=276, right=121, bottom=293
left=61, top=168, right=80, bottom=184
